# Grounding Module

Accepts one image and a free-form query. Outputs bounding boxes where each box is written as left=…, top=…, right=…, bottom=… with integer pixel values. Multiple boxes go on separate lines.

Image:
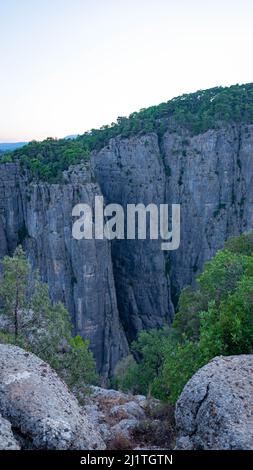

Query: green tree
left=162, top=339, right=203, bottom=404
left=0, top=246, right=97, bottom=390
left=114, top=328, right=171, bottom=399
left=172, top=286, right=205, bottom=340
left=224, top=232, right=253, bottom=256
left=0, top=246, right=29, bottom=340
left=199, top=274, right=253, bottom=360
left=60, top=336, right=98, bottom=389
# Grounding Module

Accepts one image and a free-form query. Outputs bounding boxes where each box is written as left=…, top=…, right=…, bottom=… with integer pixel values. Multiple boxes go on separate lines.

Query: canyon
left=0, top=123, right=253, bottom=376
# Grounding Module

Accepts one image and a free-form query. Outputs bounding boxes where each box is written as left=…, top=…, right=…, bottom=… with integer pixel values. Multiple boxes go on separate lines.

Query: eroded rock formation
left=0, top=344, right=105, bottom=449
left=175, top=355, right=253, bottom=449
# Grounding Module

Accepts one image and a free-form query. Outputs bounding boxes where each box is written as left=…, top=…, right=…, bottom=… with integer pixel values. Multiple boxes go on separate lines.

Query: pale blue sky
left=0, top=0, right=252, bottom=142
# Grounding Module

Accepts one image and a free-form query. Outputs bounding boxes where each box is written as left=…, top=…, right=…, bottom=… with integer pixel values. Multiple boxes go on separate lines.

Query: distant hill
left=64, top=135, right=78, bottom=140
left=2, top=82, right=253, bottom=181
left=0, top=142, right=27, bottom=152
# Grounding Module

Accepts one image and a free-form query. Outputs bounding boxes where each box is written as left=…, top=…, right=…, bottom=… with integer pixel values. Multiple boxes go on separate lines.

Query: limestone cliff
left=0, top=162, right=128, bottom=376
left=1, top=123, right=253, bottom=375
left=93, top=123, right=253, bottom=332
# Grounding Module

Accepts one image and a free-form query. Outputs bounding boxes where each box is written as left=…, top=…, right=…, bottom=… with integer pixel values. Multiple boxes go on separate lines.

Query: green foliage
left=11, top=138, right=90, bottom=183
left=131, top=329, right=173, bottom=399
left=76, top=83, right=253, bottom=149
left=172, top=286, right=205, bottom=341
left=197, top=250, right=250, bottom=305
left=0, top=246, right=29, bottom=340
left=114, top=329, right=172, bottom=400
left=60, top=336, right=98, bottom=388
left=162, top=339, right=203, bottom=404
left=115, top=232, right=253, bottom=403
left=0, top=246, right=97, bottom=390
left=0, top=330, right=21, bottom=345
left=0, top=153, right=13, bottom=163
left=112, top=355, right=138, bottom=391
left=224, top=232, right=253, bottom=256
left=1, top=83, right=253, bottom=182
left=199, top=275, right=253, bottom=359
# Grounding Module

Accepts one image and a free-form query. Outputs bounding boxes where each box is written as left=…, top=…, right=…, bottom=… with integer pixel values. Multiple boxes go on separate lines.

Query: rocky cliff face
left=162, top=124, right=253, bottom=297
left=0, top=163, right=128, bottom=376
left=93, top=134, right=174, bottom=342
left=93, top=123, right=253, bottom=310
left=1, top=123, right=253, bottom=375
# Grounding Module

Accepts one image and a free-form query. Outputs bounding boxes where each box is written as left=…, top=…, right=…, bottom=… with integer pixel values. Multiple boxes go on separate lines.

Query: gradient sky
left=0, top=0, right=252, bottom=142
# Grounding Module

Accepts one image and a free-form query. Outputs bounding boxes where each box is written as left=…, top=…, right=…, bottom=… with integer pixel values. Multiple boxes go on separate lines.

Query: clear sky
left=0, top=0, right=252, bottom=142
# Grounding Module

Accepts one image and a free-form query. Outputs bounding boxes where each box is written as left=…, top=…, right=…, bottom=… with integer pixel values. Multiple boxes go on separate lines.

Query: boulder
left=110, top=401, right=145, bottom=420
left=175, top=355, right=253, bottom=450
left=83, top=385, right=173, bottom=449
left=0, top=414, right=20, bottom=450
left=0, top=344, right=105, bottom=449
left=111, top=418, right=139, bottom=440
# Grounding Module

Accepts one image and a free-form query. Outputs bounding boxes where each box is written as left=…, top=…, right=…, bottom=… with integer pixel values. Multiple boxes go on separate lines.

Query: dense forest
left=1, top=83, right=253, bottom=182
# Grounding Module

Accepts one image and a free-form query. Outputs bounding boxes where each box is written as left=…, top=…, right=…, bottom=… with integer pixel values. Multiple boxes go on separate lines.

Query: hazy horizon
left=1, top=0, right=252, bottom=142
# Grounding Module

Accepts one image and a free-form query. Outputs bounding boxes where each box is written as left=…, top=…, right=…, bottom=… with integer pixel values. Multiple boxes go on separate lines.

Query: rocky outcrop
left=0, top=344, right=105, bottom=449
left=175, top=355, right=253, bottom=450
left=0, top=163, right=128, bottom=376
left=0, top=414, right=20, bottom=450
left=93, top=124, right=253, bottom=313
left=83, top=386, right=175, bottom=449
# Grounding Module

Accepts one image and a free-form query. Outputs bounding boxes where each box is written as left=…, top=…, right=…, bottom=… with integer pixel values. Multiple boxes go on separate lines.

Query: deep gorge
left=1, top=120, right=253, bottom=376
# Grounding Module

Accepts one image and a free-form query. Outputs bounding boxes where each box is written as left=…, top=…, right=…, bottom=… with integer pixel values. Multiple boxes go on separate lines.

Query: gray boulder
left=0, top=344, right=105, bottom=449
left=175, top=355, right=253, bottom=450
left=111, top=418, right=139, bottom=440
left=110, top=401, right=145, bottom=420
left=0, top=414, right=20, bottom=450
